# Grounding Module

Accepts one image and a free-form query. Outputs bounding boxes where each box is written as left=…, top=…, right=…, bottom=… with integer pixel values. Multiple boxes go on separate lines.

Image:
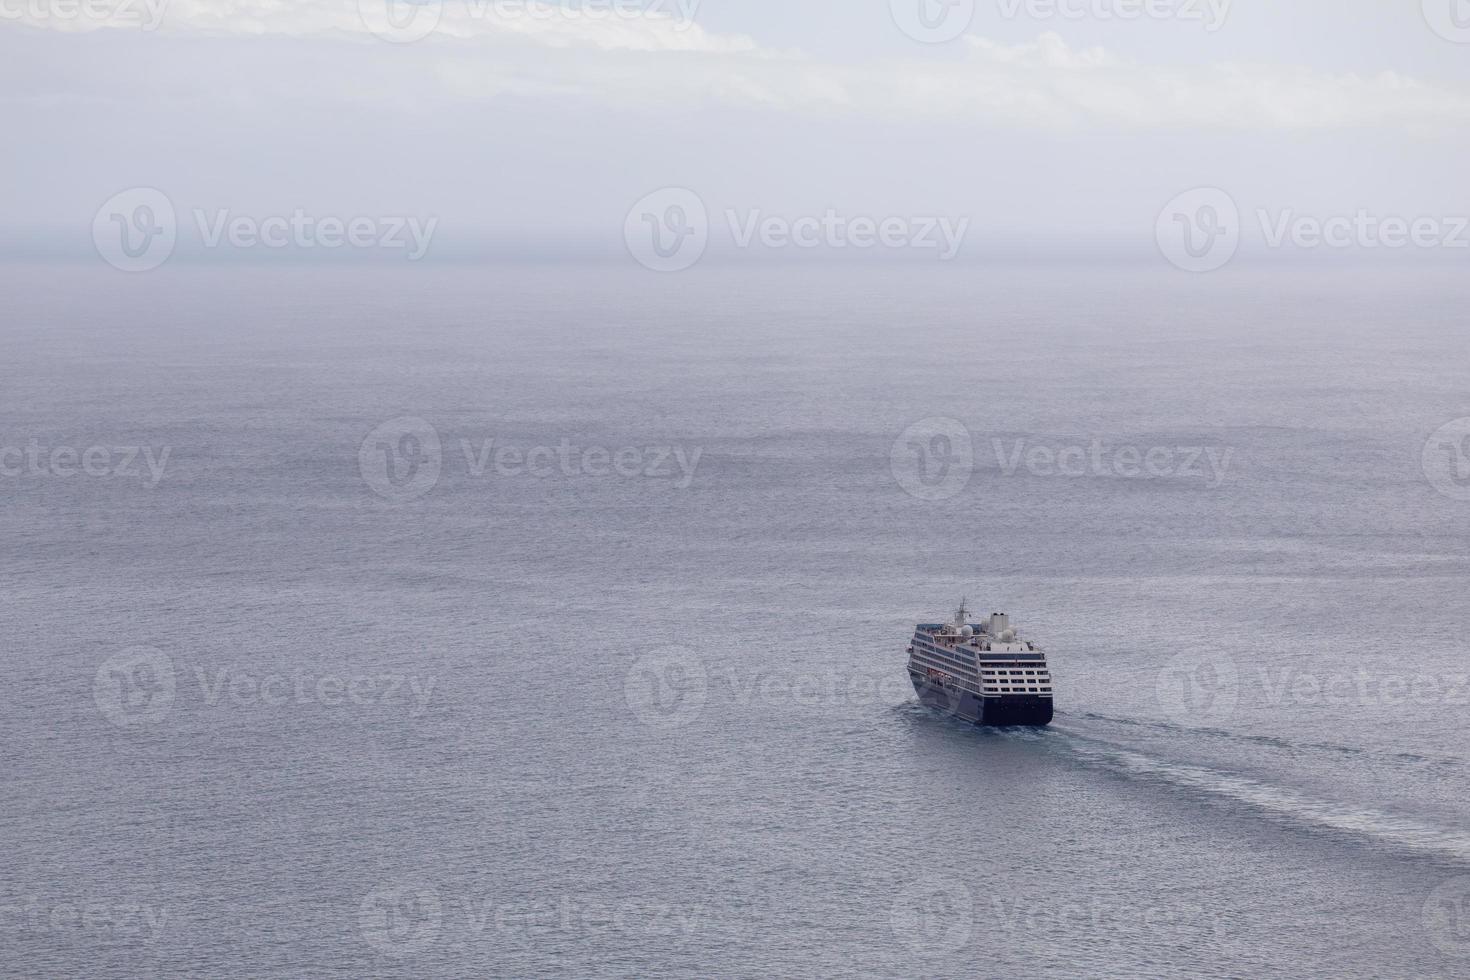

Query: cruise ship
left=906, top=601, right=1054, bottom=726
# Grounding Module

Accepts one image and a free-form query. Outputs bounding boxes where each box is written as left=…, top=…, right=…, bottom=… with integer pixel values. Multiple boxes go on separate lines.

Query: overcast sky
left=5, top=0, right=1470, bottom=260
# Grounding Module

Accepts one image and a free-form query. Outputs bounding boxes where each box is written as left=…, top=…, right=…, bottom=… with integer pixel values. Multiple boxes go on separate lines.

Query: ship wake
left=1066, top=709, right=1466, bottom=772
left=1038, top=724, right=1470, bottom=866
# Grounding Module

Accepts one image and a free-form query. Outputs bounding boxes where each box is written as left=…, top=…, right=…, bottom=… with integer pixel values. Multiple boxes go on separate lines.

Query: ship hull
left=909, top=670, right=1053, bottom=727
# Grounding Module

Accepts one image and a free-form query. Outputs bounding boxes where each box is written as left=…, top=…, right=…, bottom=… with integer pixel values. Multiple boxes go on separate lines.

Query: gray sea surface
left=2, top=261, right=1469, bottom=978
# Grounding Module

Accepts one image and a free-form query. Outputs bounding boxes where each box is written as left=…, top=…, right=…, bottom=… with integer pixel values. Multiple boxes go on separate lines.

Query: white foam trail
left=1052, top=730, right=1470, bottom=865
left=1066, top=710, right=1462, bottom=770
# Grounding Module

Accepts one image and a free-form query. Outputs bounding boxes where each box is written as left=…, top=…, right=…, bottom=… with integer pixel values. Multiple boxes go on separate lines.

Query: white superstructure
left=905, top=600, right=1054, bottom=724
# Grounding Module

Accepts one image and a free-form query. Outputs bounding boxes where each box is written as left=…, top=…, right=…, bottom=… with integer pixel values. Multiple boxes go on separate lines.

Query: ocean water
left=2, top=261, right=1469, bottom=978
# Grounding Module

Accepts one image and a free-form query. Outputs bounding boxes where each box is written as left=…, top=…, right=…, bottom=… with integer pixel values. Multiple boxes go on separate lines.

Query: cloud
left=7, top=3, right=1470, bottom=131
left=7, top=0, right=755, bottom=51
left=921, top=33, right=1470, bottom=129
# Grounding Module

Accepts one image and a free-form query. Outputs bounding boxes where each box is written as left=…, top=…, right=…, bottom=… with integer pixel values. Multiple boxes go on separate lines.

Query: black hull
left=909, top=670, right=1053, bottom=727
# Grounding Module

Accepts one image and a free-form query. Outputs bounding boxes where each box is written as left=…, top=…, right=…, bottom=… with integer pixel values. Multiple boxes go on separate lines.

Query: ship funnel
left=988, top=613, right=1010, bottom=635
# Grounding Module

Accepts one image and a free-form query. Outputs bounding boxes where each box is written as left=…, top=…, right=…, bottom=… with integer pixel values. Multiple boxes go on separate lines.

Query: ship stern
left=979, top=695, right=1053, bottom=727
